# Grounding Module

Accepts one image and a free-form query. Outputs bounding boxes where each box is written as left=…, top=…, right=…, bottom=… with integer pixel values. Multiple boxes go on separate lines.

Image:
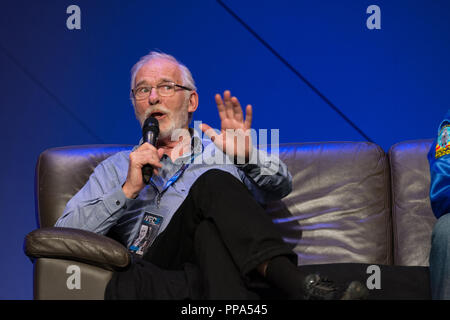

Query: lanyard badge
left=129, top=212, right=163, bottom=257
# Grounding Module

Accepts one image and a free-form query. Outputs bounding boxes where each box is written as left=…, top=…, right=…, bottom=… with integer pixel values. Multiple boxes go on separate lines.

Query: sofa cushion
left=266, top=142, right=392, bottom=265
left=389, top=139, right=437, bottom=266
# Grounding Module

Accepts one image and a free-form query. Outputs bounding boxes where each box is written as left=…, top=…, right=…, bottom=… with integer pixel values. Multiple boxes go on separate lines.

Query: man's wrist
left=122, top=182, right=140, bottom=199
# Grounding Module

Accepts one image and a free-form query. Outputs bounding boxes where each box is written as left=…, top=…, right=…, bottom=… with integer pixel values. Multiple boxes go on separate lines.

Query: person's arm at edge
left=429, top=140, right=450, bottom=219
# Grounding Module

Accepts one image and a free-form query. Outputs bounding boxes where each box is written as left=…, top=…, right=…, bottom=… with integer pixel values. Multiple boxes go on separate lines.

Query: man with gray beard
left=55, top=51, right=367, bottom=300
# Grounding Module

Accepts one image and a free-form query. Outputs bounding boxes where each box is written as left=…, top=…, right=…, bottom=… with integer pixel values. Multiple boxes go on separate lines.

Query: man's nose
left=148, top=87, right=160, bottom=105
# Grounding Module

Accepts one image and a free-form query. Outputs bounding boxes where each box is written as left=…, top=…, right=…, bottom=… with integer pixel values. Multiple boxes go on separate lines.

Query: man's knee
left=193, top=169, right=243, bottom=190
left=194, top=220, right=216, bottom=243
left=431, top=214, right=450, bottom=248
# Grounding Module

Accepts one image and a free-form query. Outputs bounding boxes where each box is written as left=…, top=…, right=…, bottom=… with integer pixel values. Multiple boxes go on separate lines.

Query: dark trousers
left=105, top=169, right=296, bottom=299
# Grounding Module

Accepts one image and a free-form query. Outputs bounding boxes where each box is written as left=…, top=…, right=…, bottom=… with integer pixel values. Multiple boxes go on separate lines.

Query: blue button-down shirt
left=55, top=128, right=292, bottom=248
left=428, top=110, right=450, bottom=219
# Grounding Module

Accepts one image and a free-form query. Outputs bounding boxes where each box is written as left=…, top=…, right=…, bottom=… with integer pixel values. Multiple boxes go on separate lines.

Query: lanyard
left=151, top=148, right=200, bottom=208
left=149, top=138, right=203, bottom=207
left=150, top=163, right=188, bottom=208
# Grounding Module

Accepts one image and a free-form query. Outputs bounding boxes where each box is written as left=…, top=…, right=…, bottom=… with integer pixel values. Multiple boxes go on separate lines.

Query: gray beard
left=158, top=110, right=189, bottom=143
left=137, top=96, right=191, bottom=143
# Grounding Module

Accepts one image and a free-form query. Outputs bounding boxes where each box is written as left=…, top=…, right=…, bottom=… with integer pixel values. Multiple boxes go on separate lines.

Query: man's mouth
left=149, top=111, right=167, bottom=120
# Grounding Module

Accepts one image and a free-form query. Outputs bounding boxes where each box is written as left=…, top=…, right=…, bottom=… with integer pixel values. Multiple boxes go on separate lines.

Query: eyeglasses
left=132, top=82, right=193, bottom=100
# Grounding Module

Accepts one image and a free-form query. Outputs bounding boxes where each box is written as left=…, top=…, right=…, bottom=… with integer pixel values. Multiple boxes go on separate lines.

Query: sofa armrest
left=24, top=227, right=130, bottom=271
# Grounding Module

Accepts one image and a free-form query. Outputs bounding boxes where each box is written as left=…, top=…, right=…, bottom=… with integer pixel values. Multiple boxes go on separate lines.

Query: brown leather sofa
left=24, top=140, right=436, bottom=299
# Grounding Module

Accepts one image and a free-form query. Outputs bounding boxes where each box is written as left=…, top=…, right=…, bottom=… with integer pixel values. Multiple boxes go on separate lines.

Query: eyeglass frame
left=131, top=81, right=193, bottom=100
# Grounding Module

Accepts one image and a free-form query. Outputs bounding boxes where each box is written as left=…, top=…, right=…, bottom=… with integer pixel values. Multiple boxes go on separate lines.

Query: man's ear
left=188, top=91, right=199, bottom=113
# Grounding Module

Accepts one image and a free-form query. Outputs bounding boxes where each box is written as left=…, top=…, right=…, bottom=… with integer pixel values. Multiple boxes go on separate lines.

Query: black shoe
left=340, top=281, right=369, bottom=300
left=302, top=274, right=369, bottom=300
left=302, top=274, right=339, bottom=300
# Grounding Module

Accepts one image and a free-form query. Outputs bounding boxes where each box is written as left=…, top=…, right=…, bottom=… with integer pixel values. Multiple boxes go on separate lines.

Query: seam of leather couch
left=379, top=145, right=393, bottom=265
left=388, top=144, right=400, bottom=265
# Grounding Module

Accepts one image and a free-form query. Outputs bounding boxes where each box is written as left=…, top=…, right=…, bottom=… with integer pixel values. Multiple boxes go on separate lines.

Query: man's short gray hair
left=129, top=51, right=197, bottom=105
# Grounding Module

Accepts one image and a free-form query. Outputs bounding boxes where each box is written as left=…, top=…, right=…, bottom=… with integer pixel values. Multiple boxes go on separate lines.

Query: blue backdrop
left=0, top=0, right=449, bottom=299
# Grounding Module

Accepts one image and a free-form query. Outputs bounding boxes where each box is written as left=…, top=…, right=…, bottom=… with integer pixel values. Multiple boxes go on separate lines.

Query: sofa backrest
left=389, top=139, right=436, bottom=266
left=268, top=142, right=392, bottom=266
left=36, top=141, right=435, bottom=267
left=36, top=145, right=132, bottom=228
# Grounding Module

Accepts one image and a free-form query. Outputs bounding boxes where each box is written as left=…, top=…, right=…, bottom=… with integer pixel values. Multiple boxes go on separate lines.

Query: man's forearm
left=55, top=185, right=129, bottom=235
left=237, top=146, right=292, bottom=202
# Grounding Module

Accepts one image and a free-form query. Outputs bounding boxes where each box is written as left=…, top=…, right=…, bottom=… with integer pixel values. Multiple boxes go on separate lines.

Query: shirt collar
left=174, top=128, right=203, bottom=164
left=133, top=127, right=204, bottom=164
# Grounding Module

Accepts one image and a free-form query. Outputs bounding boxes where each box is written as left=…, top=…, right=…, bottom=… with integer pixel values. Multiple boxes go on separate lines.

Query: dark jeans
left=105, top=169, right=296, bottom=299
left=429, top=213, right=450, bottom=300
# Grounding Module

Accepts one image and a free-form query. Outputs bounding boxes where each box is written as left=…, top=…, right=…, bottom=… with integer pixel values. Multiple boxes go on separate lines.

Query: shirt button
left=123, top=205, right=127, bottom=210
left=116, top=200, right=121, bottom=206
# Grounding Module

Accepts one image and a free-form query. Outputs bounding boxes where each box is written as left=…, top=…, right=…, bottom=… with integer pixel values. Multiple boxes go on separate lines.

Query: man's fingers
left=215, top=94, right=227, bottom=121
left=131, top=149, right=163, bottom=168
left=143, top=158, right=163, bottom=168
left=137, top=142, right=157, bottom=152
left=134, top=144, right=164, bottom=169
left=231, top=96, right=244, bottom=122
left=216, top=91, right=252, bottom=132
left=223, top=90, right=235, bottom=120
left=244, top=104, right=253, bottom=130
left=153, top=161, right=163, bottom=168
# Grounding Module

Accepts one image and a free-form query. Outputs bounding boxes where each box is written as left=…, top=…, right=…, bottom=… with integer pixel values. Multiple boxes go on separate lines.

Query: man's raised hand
left=200, top=90, right=253, bottom=164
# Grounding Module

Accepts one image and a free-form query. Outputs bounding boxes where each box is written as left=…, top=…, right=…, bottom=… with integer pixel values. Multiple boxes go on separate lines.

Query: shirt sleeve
left=54, top=155, right=134, bottom=235
left=428, top=111, right=450, bottom=219
left=236, top=145, right=293, bottom=204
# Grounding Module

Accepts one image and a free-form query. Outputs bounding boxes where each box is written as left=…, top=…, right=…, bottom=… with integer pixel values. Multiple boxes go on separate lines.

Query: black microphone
left=142, top=117, right=159, bottom=184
